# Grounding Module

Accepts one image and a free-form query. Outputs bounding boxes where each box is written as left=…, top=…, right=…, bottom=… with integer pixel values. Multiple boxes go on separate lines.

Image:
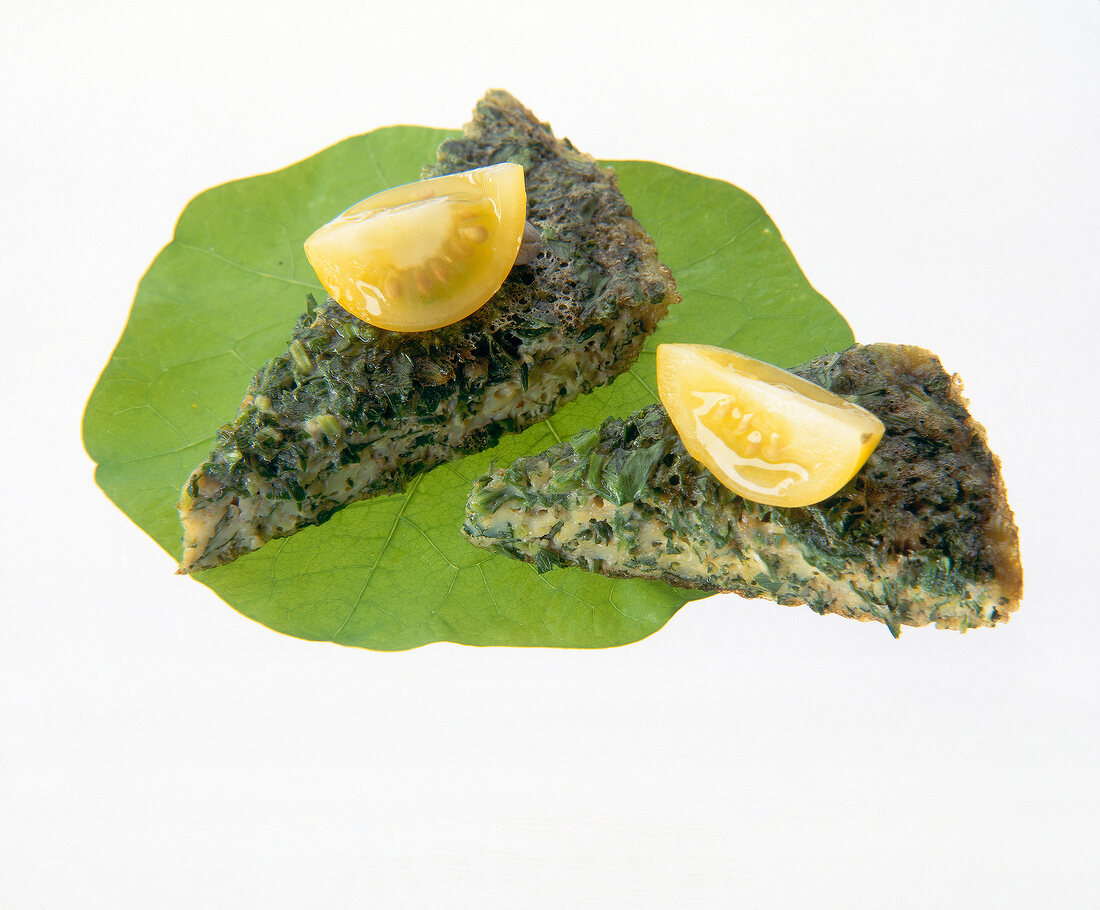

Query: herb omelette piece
left=463, top=344, right=1023, bottom=635
left=177, top=91, right=677, bottom=573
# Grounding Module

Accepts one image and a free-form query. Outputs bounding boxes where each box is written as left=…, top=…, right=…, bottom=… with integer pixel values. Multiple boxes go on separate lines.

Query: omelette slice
left=177, top=91, right=677, bottom=572
left=463, top=344, right=1023, bottom=635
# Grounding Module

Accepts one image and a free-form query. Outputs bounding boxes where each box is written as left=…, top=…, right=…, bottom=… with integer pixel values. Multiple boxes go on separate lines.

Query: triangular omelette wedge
left=463, top=344, right=1023, bottom=634
left=177, top=91, right=677, bottom=572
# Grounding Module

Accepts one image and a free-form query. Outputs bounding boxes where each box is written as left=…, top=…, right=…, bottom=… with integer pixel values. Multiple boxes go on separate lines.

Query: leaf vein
left=544, top=416, right=563, bottom=444
left=177, top=242, right=322, bottom=290
left=329, top=475, right=423, bottom=642
left=399, top=516, right=459, bottom=571
left=626, top=367, right=657, bottom=401
left=673, top=212, right=767, bottom=272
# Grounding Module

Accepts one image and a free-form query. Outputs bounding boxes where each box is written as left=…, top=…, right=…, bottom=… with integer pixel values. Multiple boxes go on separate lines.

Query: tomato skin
left=304, top=163, right=527, bottom=332
left=656, top=344, right=884, bottom=508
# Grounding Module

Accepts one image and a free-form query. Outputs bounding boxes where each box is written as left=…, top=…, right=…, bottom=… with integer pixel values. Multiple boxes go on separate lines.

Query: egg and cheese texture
left=656, top=344, right=884, bottom=507
left=304, top=163, right=527, bottom=332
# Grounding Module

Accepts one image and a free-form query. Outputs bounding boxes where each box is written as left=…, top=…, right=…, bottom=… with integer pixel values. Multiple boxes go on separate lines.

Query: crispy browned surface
left=177, top=91, right=676, bottom=572
left=464, top=343, right=1022, bottom=634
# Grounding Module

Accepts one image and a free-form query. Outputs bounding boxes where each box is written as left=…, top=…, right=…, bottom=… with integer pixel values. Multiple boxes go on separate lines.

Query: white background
left=3, top=1, right=1098, bottom=907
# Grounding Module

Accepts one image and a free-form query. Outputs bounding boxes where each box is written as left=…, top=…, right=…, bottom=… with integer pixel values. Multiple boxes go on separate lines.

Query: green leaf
left=610, top=444, right=668, bottom=507
left=82, top=126, right=853, bottom=650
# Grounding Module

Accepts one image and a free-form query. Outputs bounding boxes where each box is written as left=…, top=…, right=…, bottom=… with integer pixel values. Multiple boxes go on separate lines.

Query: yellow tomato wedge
left=656, top=344, right=884, bottom=507
left=303, top=163, right=527, bottom=332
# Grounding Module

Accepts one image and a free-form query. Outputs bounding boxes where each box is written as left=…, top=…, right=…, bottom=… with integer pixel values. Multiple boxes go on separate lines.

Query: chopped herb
left=177, top=91, right=678, bottom=573
left=464, top=344, right=1022, bottom=635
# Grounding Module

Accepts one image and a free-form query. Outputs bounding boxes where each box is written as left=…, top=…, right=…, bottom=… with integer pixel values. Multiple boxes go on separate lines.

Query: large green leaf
left=82, top=126, right=853, bottom=650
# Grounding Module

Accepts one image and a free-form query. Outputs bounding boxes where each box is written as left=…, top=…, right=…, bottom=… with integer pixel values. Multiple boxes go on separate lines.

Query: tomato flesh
left=304, top=163, right=527, bottom=331
left=656, top=344, right=884, bottom=507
